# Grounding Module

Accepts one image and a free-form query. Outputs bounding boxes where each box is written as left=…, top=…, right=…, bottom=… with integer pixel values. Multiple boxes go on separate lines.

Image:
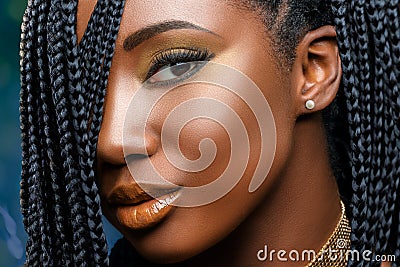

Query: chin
left=131, top=242, right=201, bottom=264
left=125, top=235, right=201, bottom=264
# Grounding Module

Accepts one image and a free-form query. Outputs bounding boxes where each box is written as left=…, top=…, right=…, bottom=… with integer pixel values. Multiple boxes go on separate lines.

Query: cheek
left=142, top=82, right=264, bottom=188
left=205, top=33, right=296, bottom=195
left=239, top=51, right=296, bottom=186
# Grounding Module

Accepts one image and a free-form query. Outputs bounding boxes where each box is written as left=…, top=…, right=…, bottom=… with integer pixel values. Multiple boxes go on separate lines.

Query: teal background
left=0, top=0, right=28, bottom=266
left=0, top=2, right=122, bottom=266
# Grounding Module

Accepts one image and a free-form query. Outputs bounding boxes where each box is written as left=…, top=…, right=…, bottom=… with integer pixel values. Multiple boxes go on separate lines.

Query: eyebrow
left=123, top=20, right=218, bottom=51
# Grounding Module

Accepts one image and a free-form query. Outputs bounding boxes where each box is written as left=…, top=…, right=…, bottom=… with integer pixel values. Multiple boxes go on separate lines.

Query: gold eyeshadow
left=122, top=30, right=225, bottom=81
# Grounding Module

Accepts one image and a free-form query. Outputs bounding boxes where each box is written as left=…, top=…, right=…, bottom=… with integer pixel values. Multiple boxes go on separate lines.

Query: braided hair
left=19, top=0, right=400, bottom=266
left=20, top=0, right=125, bottom=265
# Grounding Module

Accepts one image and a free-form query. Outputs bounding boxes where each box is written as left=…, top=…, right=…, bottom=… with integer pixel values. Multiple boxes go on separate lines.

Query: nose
left=97, top=92, right=160, bottom=166
left=97, top=125, right=160, bottom=166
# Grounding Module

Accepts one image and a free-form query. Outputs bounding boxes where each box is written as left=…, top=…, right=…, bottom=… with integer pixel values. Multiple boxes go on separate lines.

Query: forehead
left=77, top=0, right=264, bottom=44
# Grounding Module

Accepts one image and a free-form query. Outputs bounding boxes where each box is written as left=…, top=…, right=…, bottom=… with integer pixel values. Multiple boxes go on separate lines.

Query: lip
left=107, top=183, right=181, bottom=230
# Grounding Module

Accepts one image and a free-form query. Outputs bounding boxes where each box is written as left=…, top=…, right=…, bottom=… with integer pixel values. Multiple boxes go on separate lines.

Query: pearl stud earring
left=305, top=100, right=316, bottom=110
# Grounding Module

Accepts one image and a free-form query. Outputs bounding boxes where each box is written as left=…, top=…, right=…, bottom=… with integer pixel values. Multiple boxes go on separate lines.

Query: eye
left=147, top=61, right=205, bottom=84
left=145, top=48, right=215, bottom=86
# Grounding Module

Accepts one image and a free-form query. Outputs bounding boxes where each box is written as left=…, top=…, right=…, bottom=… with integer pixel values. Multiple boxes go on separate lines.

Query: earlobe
left=293, top=25, right=342, bottom=115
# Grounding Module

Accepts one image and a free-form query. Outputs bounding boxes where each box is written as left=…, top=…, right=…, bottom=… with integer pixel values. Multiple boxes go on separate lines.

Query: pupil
left=171, top=62, right=191, bottom=76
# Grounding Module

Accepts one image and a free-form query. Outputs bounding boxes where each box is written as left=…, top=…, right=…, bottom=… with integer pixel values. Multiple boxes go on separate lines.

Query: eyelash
left=145, top=47, right=215, bottom=81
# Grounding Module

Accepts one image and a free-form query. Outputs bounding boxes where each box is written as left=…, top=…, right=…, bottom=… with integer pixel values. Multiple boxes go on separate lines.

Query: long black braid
left=20, top=0, right=400, bottom=266
left=20, top=0, right=125, bottom=265
left=331, top=1, right=400, bottom=266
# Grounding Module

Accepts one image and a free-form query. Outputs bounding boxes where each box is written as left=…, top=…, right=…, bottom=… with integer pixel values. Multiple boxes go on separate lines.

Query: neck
left=185, top=114, right=342, bottom=267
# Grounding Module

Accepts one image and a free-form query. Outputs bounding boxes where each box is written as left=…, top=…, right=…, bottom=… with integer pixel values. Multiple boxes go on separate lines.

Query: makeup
left=145, top=47, right=215, bottom=84
left=108, top=184, right=181, bottom=230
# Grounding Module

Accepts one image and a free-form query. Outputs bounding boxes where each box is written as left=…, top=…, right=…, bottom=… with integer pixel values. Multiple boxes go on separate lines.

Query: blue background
left=0, top=1, right=28, bottom=266
left=0, top=2, right=122, bottom=266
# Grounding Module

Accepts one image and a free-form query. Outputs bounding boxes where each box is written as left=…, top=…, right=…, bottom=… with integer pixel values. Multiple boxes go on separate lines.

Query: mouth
left=107, top=183, right=181, bottom=230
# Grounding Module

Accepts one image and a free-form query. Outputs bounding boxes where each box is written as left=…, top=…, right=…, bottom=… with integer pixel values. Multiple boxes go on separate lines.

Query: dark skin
left=76, top=1, right=349, bottom=266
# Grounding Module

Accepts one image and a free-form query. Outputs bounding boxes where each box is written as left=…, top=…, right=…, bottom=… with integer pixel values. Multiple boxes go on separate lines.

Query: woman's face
left=78, top=0, right=297, bottom=263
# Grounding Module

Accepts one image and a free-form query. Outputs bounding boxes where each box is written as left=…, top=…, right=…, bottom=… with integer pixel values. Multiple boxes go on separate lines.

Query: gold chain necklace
left=306, top=201, right=352, bottom=267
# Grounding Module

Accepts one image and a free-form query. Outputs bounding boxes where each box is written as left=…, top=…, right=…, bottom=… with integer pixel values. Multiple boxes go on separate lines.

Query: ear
left=292, top=25, right=342, bottom=116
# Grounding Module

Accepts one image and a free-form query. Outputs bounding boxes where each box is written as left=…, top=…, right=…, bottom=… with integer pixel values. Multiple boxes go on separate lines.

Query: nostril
left=97, top=109, right=160, bottom=166
left=97, top=132, right=159, bottom=166
left=124, top=154, right=149, bottom=164
left=122, top=130, right=160, bottom=159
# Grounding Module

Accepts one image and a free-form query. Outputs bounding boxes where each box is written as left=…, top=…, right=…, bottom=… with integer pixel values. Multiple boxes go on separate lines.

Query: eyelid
left=144, top=47, right=215, bottom=81
left=150, top=47, right=212, bottom=64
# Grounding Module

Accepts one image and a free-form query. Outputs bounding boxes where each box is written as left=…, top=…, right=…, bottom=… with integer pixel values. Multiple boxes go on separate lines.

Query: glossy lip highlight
left=107, top=183, right=181, bottom=230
